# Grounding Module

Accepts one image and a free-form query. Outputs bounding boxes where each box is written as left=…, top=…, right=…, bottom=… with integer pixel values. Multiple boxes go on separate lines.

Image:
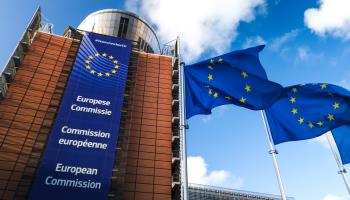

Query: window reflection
left=78, top=9, right=160, bottom=53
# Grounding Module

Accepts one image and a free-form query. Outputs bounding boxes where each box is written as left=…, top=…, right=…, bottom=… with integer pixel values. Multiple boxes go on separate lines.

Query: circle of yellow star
left=298, top=117, right=304, bottom=124
left=208, top=74, right=213, bottom=81
left=213, top=92, right=218, bottom=98
left=333, top=102, right=340, bottom=109
left=321, top=84, right=327, bottom=89
left=218, top=58, right=223, bottom=63
left=85, top=53, right=119, bottom=77
left=290, top=97, right=296, bottom=103
left=291, top=108, right=298, bottom=115
left=241, top=71, right=248, bottom=78
left=327, top=114, right=334, bottom=121
left=210, top=59, right=215, bottom=64
left=245, top=85, right=251, bottom=92
left=239, top=97, right=246, bottom=104
left=308, top=122, right=314, bottom=128
left=208, top=65, right=213, bottom=70
left=317, top=121, right=324, bottom=127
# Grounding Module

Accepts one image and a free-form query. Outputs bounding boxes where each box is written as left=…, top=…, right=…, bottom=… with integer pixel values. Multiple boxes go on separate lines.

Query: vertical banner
left=30, top=32, right=131, bottom=199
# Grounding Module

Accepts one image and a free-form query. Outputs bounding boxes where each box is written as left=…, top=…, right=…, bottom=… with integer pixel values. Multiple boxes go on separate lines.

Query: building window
left=118, top=17, right=129, bottom=38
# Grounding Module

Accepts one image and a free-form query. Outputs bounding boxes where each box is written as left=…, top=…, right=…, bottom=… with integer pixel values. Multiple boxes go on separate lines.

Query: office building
left=0, top=7, right=291, bottom=200
left=0, top=7, right=180, bottom=200
left=189, top=184, right=294, bottom=200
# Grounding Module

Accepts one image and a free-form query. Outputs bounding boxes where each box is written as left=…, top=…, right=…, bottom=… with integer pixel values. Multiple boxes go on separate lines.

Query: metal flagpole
left=178, top=41, right=189, bottom=199
left=325, top=132, right=350, bottom=194
left=260, top=110, right=287, bottom=200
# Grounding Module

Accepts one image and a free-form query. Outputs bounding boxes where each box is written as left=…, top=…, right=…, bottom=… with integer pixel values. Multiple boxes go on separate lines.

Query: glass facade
left=189, top=184, right=294, bottom=200
left=78, top=9, right=160, bottom=54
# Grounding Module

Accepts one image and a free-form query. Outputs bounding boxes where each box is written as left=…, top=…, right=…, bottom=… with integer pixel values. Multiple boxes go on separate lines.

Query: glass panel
left=117, top=17, right=129, bottom=38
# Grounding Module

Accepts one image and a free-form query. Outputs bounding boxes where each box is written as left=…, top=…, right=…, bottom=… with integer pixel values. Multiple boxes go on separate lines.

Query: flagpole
left=325, top=132, right=350, bottom=194
left=260, top=110, right=287, bottom=200
left=178, top=50, right=189, bottom=199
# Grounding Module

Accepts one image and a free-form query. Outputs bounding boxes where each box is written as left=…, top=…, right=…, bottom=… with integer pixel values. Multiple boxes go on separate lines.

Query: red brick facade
left=0, top=32, right=174, bottom=200
left=0, top=32, right=79, bottom=199
left=122, top=53, right=173, bottom=200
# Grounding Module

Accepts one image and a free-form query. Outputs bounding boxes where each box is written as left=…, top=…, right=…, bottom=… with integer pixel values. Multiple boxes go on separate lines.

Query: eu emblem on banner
left=84, top=53, right=120, bottom=77
left=68, top=33, right=130, bottom=92
left=265, top=83, right=350, bottom=145
left=185, top=45, right=283, bottom=119
left=29, top=32, right=132, bottom=200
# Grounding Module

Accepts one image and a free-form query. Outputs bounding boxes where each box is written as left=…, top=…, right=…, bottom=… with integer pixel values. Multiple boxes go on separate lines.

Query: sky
left=1, top=0, right=350, bottom=199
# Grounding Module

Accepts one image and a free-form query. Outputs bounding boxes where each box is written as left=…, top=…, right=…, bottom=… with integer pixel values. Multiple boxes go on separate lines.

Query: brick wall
left=0, top=31, right=174, bottom=200
left=121, top=53, right=173, bottom=200
left=0, top=32, right=79, bottom=199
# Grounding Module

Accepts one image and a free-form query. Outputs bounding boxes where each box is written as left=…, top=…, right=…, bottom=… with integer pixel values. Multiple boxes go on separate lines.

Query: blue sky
left=1, top=0, right=350, bottom=199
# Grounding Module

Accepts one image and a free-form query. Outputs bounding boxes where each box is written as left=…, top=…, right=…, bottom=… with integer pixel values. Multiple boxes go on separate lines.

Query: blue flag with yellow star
left=185, top=45, right=283, bottom=119
left=265, top=83, right=350, bottom=145
left=332, top=125, right=350, bottom=164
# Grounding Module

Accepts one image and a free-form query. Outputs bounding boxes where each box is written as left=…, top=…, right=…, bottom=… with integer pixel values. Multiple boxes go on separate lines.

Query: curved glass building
left=78, top=9, right=161, bottom=54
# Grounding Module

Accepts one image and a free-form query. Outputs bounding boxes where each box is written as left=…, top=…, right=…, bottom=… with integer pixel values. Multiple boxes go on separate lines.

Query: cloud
left=294, top=46, right=324, bottom=64
left=323, top=194, right=346, bottom=200
left=242, top=36, right=266, bottom=49
left=304, top=0, right=350, bottom=40
left=199, top=105, right=229, bottom=123
left=188, top=156, right=243, bottom=188
left=340, top=79, right=350, bottom=90
left=339, top=71, right=350, bottom=89
left=297, top=46, right=309, bottom=61
left=125, top=0, right=266, bottom=61
left=309, top=134, right=330, bottom=149
left=269, top=29, right=300, bottom=51
left=201, top=115, right=212, bottom=123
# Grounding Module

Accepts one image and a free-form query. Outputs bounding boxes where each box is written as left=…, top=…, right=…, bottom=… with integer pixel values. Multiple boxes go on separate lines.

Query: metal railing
left=189, top=183, right=294, bottom=200
left=0, top=6, right=42, bottom=98
left=162, top=38, right=177, bottom=56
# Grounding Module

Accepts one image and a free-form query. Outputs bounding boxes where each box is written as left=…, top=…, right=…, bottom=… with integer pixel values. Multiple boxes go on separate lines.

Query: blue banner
left=30, top=32, right=131, bottom=199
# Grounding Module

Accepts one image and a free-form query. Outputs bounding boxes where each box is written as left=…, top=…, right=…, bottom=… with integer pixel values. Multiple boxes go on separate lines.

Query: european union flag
left=185, top=45, right=283, bottom=119
left=332, top=125, right=350, bottom=164
left=265, top=83, right=350, bottom=145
